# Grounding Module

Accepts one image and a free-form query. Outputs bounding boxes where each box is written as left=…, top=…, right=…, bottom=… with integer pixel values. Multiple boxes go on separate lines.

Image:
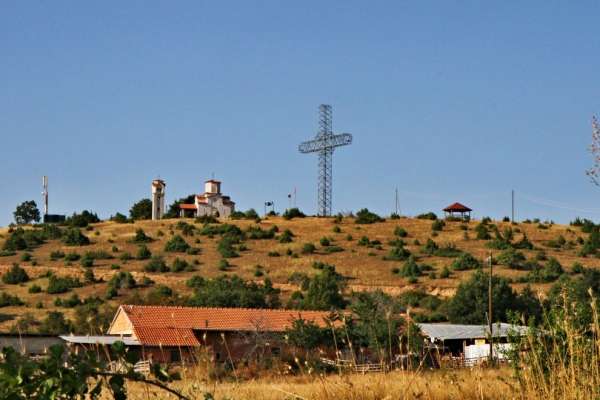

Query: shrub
left=431, top=219, right=445, bottom=232
left=47, top=275, right=82, bottom=294
left=301, top=243, right=316, bottom=254
left=440, top=266, right=451, bottom=278
left=171, top=258, right=192, bottom=272
left=195, top=214, right=219, bottom=224
left=434, top=243, right=462, bottom=257
left=66, top=210, right=100, bottom=227
left=355, top=208, right=384, bottom=224
left=394, top=227, right=408, bottom=237
left=28, top=284, right=42, bottom=294
left=246, top=226, right=276, bottom=240
left=50, top=250, right=65, bottom=260
left=522, top=258, right=565, bottom=283
left=332, top=226, right=341, bottom=233
left=451, top=253, right=481, bottom=271
left=108, top=271, right=136, bottom=290
left=83, top=269, right=98, bottom=284
left=324, top=245, right=344, bottom=253
left=64, top=252, right=80, bottom=262
left=80, top=256, right=94, bottom=268
left=62, top=228, right=90, bottom=246
left=398, top=256, right=421, bottom=278
left=571, top=262, right=585, bottom=274
left=496, top=248, right=526, bottom=268
left=132, top=228, right=153, bottom=243
left=111, top=212, right=129, bottom=223
left=218, top=259, right=230, bottom=271
left=514, top=234, right=534, bottom=250
left=164, top=235, right=190, bottom=252
left=0, top=250, right=16, bottom=257
left=144, top=256, right=169, bottom=273
left=136, top=245, right=152, bottom=260
left=2, top=264, right=29, bottom=284
left=186, top=247, right=201, bottom=255
left=119, top=252, right=132, bottom=263
left=475, top=223, right=491, bottom=240
left=217, top=237, right=239, bottom=258
left=268, top=251, right=280, bottom=257
left=416, top=212, right=437, bottom=220
left=279, top=229, right=294, bottom=243
left=390, top=213, right=400, bottom=220
left=319, top=237, right=331, bottom=247
left=384, top=245, right=411, bottom=261
left=283, top=208, right=306, bottom=220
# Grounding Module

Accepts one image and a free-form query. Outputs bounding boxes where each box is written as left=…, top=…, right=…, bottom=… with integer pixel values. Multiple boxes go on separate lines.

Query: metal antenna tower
left=299, top=104, right=353, bottom=216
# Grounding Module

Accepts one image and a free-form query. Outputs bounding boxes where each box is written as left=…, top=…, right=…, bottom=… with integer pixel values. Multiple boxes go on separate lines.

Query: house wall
left=0, top=335, right=64, bottom=355
left=107, top=310, right=134, bottom=336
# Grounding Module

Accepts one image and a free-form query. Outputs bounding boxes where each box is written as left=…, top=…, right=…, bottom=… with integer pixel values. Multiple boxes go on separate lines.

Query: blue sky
left=2, top=1, right=600, bottom=226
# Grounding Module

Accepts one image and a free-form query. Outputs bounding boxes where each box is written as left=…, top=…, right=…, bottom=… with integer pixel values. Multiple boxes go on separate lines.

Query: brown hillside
left=0, top=215, right=597, bottom=332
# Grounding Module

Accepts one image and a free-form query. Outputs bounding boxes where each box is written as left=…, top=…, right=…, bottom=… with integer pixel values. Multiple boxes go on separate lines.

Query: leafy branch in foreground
left=0, top=342, right=189, bottom=400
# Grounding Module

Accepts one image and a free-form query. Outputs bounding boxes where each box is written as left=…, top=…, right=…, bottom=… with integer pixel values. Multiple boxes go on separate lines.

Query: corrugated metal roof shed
left=418, top=323, right=528, bottom=341
left=60, top=335, right=141, bottom=346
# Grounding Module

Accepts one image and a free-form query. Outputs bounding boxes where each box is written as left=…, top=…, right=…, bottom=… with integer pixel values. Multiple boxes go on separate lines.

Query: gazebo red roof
left=443, top=202, right=472, bottom=212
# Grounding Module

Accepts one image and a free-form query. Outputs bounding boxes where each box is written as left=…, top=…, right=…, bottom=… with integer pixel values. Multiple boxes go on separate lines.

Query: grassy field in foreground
left=0, top=215, right=598, bottom=331
left=121, top=368, right=516, bottom=400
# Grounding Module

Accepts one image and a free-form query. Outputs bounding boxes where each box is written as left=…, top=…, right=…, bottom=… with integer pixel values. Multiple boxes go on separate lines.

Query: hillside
left=0, top=213, right=597, bottom=332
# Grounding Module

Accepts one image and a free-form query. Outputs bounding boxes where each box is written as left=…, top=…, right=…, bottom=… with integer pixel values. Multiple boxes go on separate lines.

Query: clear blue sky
left=2, top=1, right=600, bottom=226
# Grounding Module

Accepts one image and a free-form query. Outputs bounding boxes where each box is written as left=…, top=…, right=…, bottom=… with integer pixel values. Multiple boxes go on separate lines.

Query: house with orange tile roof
left=179, top=179, right=235, bottom=218
left=80, top=305, right=335, bottom=364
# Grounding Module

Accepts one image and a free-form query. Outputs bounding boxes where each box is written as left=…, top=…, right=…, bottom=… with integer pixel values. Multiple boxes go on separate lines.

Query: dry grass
left=121, top=368, right=516, bottom=400
left=0, top=216, right=597, bottom=330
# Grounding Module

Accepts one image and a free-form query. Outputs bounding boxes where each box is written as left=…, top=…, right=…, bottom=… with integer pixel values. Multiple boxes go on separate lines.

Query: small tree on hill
left=13, top=201, right=40, bottom=225
left=129, top=199, right=152, bottom=220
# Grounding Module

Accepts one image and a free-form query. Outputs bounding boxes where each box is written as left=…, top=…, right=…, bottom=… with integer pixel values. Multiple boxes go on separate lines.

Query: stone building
left=151, top=179, right=166, bottom=220
left=179, top=179, right=235, bottom=218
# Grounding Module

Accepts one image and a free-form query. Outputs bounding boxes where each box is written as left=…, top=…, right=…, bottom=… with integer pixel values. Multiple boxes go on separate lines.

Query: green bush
left=246, top=226, right=276, bottom=240
left=136, top=245, right=152, bottom=260
left=496, top=248, right=526, bottom=268
left=332, top=226, right=341, bottom=233
left=279, top=229, right=294, bottom=243
left=398, top=256, right=421, bottom=278
left=164, top=235, right=190, bottom=252
left=475, top=223, right=491, bottom=240
left=144, top=256, right=168, bottom=273
left=355, top=208, right=384, bottom=224
left=50, top=250, right=65, bottom=260
left=2, top=264, right=29, bottom=284
left=171, top=258, right=192, bottom=273
left=416, top=212, right=437, bottom=220
left=80, top=256, right=94, bottom=268
left=384, top=245, right=411, bottom=261
left=66, top=210, right=100, bottom=227
left=62, top=228, right=90, bottom=246
left=394, top=227, right=408, bottom=237
left=283, top=207, right=306, bottom=220
left=451, top=253, right=481, bottom=271
left=28, top=284, right=42, bottom=293
left=319, top=237, right=331, bottom=247
left=132, top=228, right=153, bottom=243
left=268, top=251, right=280, bottom=257
left=217, top=237, right=239, bottom=258
left=301, top=243, right=316, bottom=254
left=0, top=292, right=23, bottom=308
left=440, top=266, right=451, bottom=278
left=47, top=275, right=82, bottom=294
left=218, top=259, right=230, bottom=271
left=324, top=245, right=344, bottom=254
left=431, top=219, right=445, bottom=232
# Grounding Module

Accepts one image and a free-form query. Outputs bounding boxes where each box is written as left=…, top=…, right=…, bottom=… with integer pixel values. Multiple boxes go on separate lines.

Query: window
left=171, top=350, right=181, bottom=363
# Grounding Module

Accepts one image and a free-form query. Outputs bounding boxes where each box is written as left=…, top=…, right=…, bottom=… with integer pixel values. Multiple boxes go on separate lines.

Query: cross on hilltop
left=298, top=104, right=353, bottom=216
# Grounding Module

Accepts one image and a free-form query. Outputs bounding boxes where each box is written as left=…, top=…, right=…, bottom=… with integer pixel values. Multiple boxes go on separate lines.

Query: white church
left=177, top=179, right=236, bottom=218
left=151, top=178, right=235, bottom=220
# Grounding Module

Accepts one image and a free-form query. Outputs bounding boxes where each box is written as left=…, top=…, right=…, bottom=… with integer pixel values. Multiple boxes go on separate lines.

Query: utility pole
left=395, top=188, right=399, bottom=216
left=488, top=250, right=494, bottom=365
left=511, top=190, right=515, bottom=223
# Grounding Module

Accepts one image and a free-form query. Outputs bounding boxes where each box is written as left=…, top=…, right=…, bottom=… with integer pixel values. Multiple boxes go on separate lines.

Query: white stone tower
left=151, top=179, right=166, bottom=220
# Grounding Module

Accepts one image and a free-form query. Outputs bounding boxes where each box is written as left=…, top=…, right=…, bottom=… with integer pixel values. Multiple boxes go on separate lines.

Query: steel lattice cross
left=299, top=104, right=353, bottom=216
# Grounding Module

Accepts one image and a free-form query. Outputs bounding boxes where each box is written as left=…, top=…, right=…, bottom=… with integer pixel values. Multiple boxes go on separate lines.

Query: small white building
left=179, top=179, right=235, bottom=218
left=151, top=179, right=166, bottom=220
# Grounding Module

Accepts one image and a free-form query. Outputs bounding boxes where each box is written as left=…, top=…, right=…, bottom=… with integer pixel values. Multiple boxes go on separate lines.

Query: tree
left=164, top=195, right=195, bottom=218
left=446, top=269, right=530, bottom=324
left=291, top=264, right=346, bottom=310
left=2, top=264, right=29, bottom=284
left=129, top=198, right=152, bottom=220
left=13, top=201, right=40, bottom=225
left=38, top=311, right=72, bottom=334
left=187, top=275, right=280, bottom=309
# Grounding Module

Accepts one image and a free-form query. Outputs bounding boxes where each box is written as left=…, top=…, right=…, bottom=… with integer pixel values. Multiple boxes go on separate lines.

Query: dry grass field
left=0, top=215, right=597, bottom=331
left=120, top=367, right=517, bottom=400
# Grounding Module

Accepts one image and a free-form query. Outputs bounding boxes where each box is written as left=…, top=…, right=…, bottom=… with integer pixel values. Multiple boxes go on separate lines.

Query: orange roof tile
left=120, top=305, right=334, bottom=334
left=133, top=326, right=201, bottom=346
left=179, top=203, right=197, bottom=210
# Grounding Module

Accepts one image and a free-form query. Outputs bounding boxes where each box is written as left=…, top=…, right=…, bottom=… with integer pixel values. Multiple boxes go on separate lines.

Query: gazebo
left=443, top=202, right=472, bottom=219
